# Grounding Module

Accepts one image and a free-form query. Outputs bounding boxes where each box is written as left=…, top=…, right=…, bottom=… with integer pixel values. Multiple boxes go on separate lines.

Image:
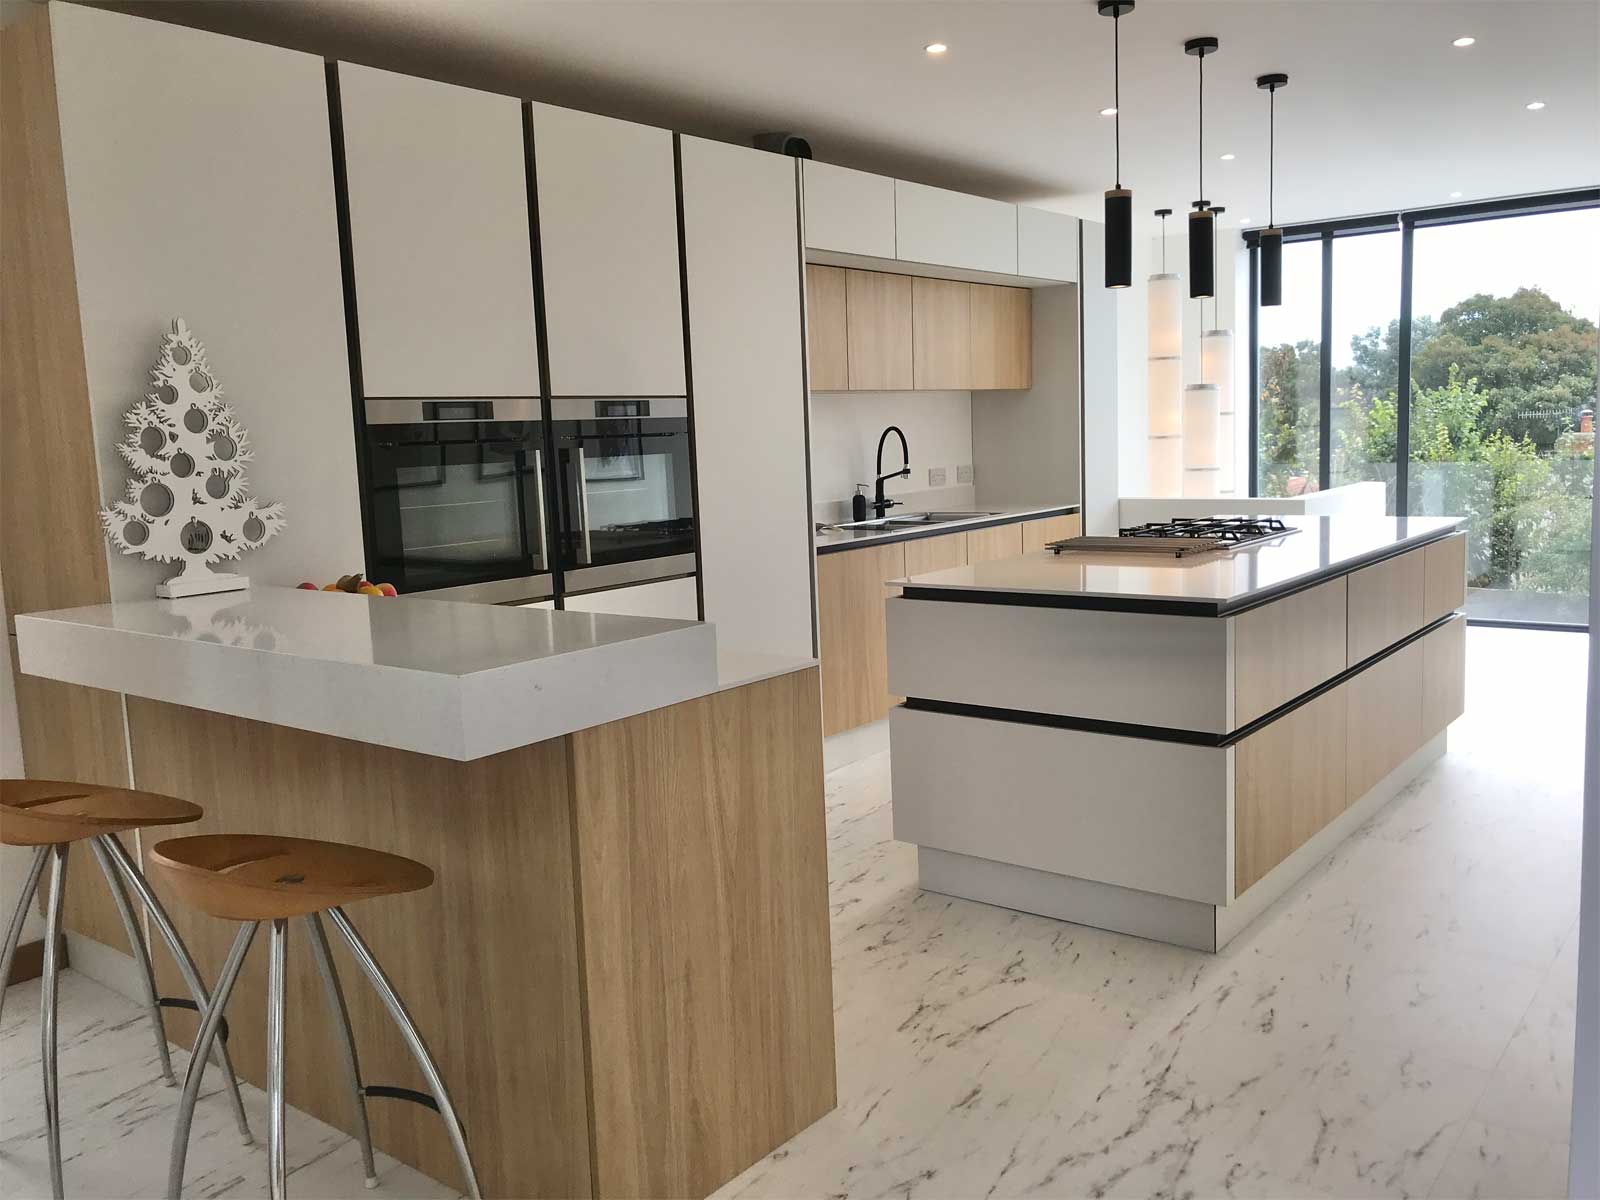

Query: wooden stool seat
left=149, top=834, right=435, bottom=921
left=1, top=779, right=203, bottom=846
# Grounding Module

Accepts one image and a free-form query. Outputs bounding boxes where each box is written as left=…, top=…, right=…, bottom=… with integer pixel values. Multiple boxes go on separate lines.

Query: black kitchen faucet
left=873, top=425, right=910, bottom=518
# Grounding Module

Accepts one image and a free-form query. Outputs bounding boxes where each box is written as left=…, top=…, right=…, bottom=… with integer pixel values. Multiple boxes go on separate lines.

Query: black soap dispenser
left=851, top=485, right=868, bottom=523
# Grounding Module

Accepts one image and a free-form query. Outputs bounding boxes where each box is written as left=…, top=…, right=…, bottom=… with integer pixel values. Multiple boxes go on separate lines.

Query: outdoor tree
left=100, top=318, right=284, bottom=596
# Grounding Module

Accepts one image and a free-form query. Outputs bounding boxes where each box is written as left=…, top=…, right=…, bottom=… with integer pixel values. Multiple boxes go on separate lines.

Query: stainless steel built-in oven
left=551, top=398, right=696, bottom=595
left=363, top=398, right=550, bottom=602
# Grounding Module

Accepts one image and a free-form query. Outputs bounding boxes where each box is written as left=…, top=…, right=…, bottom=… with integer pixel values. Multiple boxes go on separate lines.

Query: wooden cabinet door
left=1234, top=685, right=1347, bottom=895
left=1346, top=640, right=1424, bottom=804
left=1423, top=533, right=1467, bottom=624
left=1346, top=548, right=1425, bottom=666
left=816, top=543, right=905, bottom=735
left=971, top=285, right=1032, bottom=389
left=1233, top=578, right=1348, bottom=727
left=911, top=277, right=972, bottom=390
left=894, top=179, right=1017, bottom=274
left=338, top=64, right=539, bottom=398
left=967, top=523, right=1023, bottom=564
left=1017, top=207, right=1078, bottom=282
left=1020, top=514, right=1081, bottom=554
left=902, top=531, right=967, bottom=576
left=845, top=270, right=913, bottom=391
left=532, top=103, right=685, bottom=396
left=1421, top=613, right=1466, bottom=739
left=805, top=265, right=848, bottom=392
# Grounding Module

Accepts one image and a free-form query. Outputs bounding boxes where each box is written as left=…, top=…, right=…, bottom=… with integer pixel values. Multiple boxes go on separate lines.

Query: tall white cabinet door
left=895, top=180, right=1018, bottom=274
left=336, top=64, right=538, bottom=398
left=802, top=160, right=896, bottom=257
left=1018, top=207, right=1079, bottom=282
left=681, top=137, right=815, bottom=660
left=531, top=104, right=685, bottom=397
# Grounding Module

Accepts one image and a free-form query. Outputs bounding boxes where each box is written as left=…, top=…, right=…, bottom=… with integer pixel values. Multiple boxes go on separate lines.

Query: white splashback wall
left=809, top=391, right=973, bottom=516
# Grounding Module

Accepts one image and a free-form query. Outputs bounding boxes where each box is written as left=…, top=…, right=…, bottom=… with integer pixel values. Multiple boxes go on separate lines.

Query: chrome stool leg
left=305, top=912, right=377, bottom=1188
left=41, top=842, right=68, bottom=1200
left=0, top=844, right=49, bottom=1025
left=96, top=834, right=253, bottom=1143
left=327, top=906, right=482, bottom=1200
left=89, top=837, right=176, bottom=1085
left=168, top=920, right=256, bottom=1200
left=266, top=918, right=288, bottom=1200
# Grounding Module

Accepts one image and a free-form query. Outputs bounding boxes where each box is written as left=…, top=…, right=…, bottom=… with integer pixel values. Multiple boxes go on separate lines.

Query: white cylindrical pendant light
left=1149, top=434, right=1183, bottom=497
left=1183, top=383, right=1220, bottom=470
left=1147, top=355, right=1183, bottom=437
left=1148, top=273, right=1183, bottom=358
left=1201, top=330, right=1235, bottom=493
left=1217, top=410, right=1237, bottom=494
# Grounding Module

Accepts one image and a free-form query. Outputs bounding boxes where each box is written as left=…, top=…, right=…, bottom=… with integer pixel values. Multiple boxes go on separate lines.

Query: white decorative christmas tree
left=100, top=318, right=285, bottom=598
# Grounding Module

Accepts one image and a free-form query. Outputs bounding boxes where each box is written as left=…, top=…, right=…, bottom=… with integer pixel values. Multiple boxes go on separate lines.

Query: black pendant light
left=1184, top=36, right=1218, bottom=300
left=1099, top=0, right=1135, bottom=289
left=1256, top=73, right=1289, bottom=306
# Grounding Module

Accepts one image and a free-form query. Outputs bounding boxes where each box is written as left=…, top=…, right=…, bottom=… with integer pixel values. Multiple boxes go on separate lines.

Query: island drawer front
left=886, top=597, right=1232, bottom=734
left=1421, top=613, right=1467, bottom=739
left=1233, top=577, right=1348, bottom=727
left=890, top=706, right=1232, bottom=905
left=1346, top=546, right=1427, bottom=666
left=1346, top=638, right=1425, bottom=805
left=1423, top=533, right=1468, bottom=624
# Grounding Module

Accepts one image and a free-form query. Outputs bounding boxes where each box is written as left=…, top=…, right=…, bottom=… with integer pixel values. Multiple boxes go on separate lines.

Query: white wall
left=51, top=4, right=364, bottom=600
left=809, top=391, right=974, bottom=518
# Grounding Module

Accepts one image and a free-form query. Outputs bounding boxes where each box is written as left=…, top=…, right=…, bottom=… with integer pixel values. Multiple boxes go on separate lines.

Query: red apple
left=377, top=583, right=398, bottom=597
left=297, top=581, right=317, bottom=590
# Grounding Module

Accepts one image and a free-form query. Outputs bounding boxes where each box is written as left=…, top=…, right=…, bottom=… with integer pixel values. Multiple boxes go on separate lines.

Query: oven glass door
left=365, top=412, right=547, bottom=595
left=553, top=398, right=695, bottom=590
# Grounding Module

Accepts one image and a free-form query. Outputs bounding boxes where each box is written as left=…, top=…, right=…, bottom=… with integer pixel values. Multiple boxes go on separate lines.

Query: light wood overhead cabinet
left=911, top=277, right=972, bottom=390
left=532, top=103, right=685, bottom=396
left=971, top=285, right=1032, bottom=389
left=845, top=270, right=913, bottom=391
left=805, top=265, right=849, bottom=392
left=336, top=64, right=539, bottom=398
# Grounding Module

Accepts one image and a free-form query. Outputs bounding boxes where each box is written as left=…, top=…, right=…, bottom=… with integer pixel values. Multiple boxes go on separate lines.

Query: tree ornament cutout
left=100, top=318, right=285, bottom=598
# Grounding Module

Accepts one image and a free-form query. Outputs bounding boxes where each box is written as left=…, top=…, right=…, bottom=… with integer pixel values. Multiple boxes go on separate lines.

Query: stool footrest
left=362, top=1084, right=439, bottom=1113
left=158, top=997, right=230, bottom=1045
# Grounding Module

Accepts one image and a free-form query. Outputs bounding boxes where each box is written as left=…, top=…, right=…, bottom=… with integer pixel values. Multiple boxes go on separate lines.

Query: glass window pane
left=1409, top=208, right=1597, bottom=626
left=1330, top=231, right=1401, bottom=509
left=1256, top=240, right=1323, bottom=497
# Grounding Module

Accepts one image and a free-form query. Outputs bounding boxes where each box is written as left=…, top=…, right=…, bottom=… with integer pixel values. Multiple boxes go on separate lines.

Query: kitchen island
left=14, top=589, right=835, bottom=1199
left=886, top=515, right=1467, bottom=952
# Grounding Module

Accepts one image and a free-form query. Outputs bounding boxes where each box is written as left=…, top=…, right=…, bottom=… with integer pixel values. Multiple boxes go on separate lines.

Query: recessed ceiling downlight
left=1100, top=106, right=1118, bottom=116
left=1450, top=190, right=1463, bottom=198
left=1525, top=100, right=1546, bottom=110
left=1452, top=36, right=1476, bottom=47
left=1219, top=153, right=1236, bottom=161
left=925, top=42, right=948, bottom=56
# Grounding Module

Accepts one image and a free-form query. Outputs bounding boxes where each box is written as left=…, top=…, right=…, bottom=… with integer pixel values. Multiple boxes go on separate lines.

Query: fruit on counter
left=297, top=581, right=317, bottom=590
left=322, top=583, right=341, bottom=591
left=357, top=583, right=382, bottom=597
left=306, top=573, right=400, bottom=595
left=377, top=583, right=398, bottom=597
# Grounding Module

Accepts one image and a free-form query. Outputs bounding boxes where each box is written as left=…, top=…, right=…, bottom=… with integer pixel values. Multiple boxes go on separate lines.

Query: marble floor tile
left=1429, top=1121, right=1571, bottom=1200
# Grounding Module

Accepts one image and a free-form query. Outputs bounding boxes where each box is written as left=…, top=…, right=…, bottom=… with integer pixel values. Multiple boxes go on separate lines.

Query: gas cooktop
left=1049, top=516, right=1298, bottom=558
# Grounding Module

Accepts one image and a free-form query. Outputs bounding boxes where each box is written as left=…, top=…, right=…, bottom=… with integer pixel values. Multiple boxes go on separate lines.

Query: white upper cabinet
left=336, top=64, right=539, bottom=398
left=894, top=180, right=1018, bottom=275
left=531, top=104, right=685, bottom=397
left=1017, top=207, right=1079, bottom=283
left=802, top=160, right=896, bottom=258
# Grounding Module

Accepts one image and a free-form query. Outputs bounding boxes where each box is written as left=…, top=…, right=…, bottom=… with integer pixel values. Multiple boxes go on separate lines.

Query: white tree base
left=156, top=572, right=249, bottom=599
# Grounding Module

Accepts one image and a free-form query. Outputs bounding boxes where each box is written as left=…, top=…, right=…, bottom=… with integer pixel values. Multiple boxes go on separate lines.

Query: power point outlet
left=956, top=464, right=974, bottom=484
left=927, top=466, right=948, bottom=488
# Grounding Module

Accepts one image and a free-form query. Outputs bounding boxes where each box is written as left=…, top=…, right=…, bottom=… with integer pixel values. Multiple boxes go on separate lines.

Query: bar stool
left=150, top=833, right=482, bottom=1200
left=0, top=779, right=253, bottom=1200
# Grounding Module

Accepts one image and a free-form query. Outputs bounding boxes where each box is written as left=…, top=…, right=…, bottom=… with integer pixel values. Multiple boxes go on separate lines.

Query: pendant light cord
left=1113, top=12, right=1121, bottom=187
left=1197, top=50, right=1204, bottom=203
left=1268, top=87, right=1276, bottom=228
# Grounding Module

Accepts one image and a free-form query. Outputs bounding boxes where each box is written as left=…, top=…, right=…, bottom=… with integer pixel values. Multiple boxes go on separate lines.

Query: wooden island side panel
left=567, top=668, right=835, bottom=1200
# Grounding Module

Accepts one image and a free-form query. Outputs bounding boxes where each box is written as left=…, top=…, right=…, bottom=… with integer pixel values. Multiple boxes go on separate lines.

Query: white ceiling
left=109, top=0, right=1599, bottom=234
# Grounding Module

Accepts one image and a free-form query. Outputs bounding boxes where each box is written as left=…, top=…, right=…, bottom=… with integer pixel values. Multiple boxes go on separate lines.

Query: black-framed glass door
left=1247, top=190, right=1598, bottom=629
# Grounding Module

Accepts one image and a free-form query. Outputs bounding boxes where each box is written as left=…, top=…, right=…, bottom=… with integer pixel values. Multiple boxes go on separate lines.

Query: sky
left=1257, top=207, right=1600, bottom=367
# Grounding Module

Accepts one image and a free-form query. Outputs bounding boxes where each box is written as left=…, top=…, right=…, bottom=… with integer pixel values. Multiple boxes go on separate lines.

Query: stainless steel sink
left=832, top=510, right=1002, bottom=531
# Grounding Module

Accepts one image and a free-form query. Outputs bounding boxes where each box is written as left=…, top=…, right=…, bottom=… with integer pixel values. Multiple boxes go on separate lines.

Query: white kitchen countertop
left=14, top=586, right=731, bottom=761
left=892, top=515, right=1465, bottom=614
left=814, top=503, right=1079, bottom=554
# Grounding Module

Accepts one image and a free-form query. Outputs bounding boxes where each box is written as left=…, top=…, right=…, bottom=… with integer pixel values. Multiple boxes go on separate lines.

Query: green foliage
left=1260, top=285, right=1595, bottom=601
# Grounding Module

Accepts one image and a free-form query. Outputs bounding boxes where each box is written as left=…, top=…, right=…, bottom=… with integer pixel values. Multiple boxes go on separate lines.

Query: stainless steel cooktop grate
left=1048, top=516, right=1298, bottom=558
